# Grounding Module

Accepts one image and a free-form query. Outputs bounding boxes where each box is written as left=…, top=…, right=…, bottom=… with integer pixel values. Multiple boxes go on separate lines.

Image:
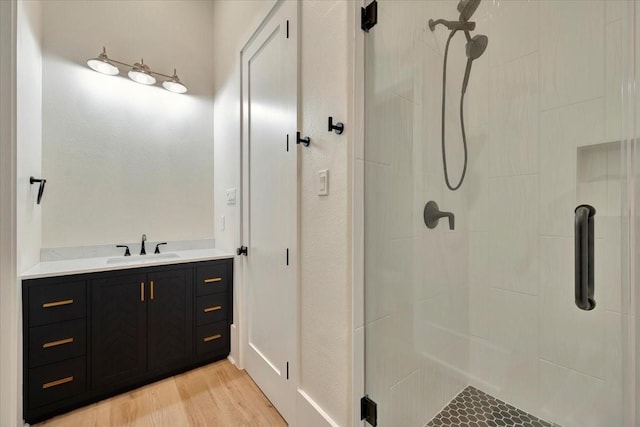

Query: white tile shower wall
left=467, top=1, right=624, bottom=426
left=539, top=1, right=604, bottom=110
left=365, top=1, right=625, bottom=426
left=488, top=52, right=539, bottom=177
left=539, top=99, right=605, bottom=238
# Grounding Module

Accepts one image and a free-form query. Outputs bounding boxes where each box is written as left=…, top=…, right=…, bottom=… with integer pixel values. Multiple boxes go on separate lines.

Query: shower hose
left=440, top=30, right=468, bottom=192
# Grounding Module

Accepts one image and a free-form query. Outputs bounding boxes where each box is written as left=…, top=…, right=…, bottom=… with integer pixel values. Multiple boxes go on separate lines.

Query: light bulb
left=87, top=48, right=119, bottom=75
left=128, top=60, right=156, bottom=85
left=162, top=69, right=187, bottom=94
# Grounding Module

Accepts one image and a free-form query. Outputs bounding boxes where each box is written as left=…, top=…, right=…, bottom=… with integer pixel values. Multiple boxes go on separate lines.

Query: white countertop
left=21, top=248, right=235, bottom=280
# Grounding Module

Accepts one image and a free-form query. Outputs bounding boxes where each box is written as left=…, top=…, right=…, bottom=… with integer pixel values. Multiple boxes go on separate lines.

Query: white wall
left=40, top=1, right=216, bottom=249
left=212, top=1, right=353, bottom=425
left=16, top=0, right=42, bottom=273
left=299, top=2, right=351, bottom=425
left=0, top=1, right=20, bottom=425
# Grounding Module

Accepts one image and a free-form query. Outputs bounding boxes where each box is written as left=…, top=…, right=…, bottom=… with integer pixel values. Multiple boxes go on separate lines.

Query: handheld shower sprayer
left=462, top=34, right=488, bottom=94
left=429, top=0, right=487, bottom=191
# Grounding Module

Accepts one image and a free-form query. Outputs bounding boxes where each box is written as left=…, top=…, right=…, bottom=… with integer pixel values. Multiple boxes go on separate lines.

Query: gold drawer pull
left=203, top=277, right=222, bottom=283
left=203, top=334, right=222, bottom=342
left=43, top=337, right=74, bottom=348
left=42, top=299, right=73, bottom=309
left=140, top=282, right=145, bottom=302
left=150, top=280, right=155, bottom=301
left=203, top=305, right=222, bottom=313
left=42, top=376, right=74, bottom=389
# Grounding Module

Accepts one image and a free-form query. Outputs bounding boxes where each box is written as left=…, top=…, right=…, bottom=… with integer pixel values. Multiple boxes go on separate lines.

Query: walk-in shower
left=429, top=0, right=487, bottom=191
left=362, top=0, right=639, bottom=426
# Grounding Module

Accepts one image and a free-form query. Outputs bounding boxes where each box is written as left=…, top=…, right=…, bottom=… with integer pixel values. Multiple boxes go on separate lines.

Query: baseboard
left=229, top=323, right=239, bottom=367
left=296, top=389, right=340, bottom=427
left=227, top=355, right=237, bottom=367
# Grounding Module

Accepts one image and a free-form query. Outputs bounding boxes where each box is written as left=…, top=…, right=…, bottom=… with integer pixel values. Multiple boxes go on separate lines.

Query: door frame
left=239, top=0, right=299, bottom=420
left=0, top=0, right=19, bottom=425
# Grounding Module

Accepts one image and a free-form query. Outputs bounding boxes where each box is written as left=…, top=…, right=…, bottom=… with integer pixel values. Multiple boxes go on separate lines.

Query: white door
left=241, top=0, right=297, bottom=423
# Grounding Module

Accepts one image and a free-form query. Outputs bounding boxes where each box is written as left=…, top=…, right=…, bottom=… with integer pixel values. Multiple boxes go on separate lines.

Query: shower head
left=462, top=34, right=488, bottom=94
left=466, top=34, right=488, bottom=60
left=457, top=0, right=481, bottom=22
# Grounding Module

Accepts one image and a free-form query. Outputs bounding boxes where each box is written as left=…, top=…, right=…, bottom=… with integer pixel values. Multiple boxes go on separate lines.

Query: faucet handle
left=154, top=242, right=167, bottom=254
left=116, top=245, right=131, bottom=256
left=423, top=200, right=455, bottom=230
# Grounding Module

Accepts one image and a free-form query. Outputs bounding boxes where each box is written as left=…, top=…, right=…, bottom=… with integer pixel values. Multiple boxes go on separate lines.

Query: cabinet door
left=147, top=269, right=193, bottom=373
left=91, top=273, right=147, bottom=388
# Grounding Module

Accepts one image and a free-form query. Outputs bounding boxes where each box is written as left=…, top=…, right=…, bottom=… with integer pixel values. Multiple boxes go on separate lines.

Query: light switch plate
left=220, top=215, right=226, bottom=231
left=319, top=170, right=329, bottom=196
left=226, top=188, right=236, bottom=205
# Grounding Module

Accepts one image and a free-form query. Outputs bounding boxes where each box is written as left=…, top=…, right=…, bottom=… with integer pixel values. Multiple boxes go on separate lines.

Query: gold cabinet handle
left=140, top=282, right=145, bottom=302
left=43, top=376, right=74, bottom=389
left=203, top=334, right=222, bottom=342
left=43, top=337, right=74, bottom=349
left=150, top=280, right=154, bottom=301
left=203, top=305, right=222, bottom=313
left=204, top=277, right=222, bottom=283
left=42, top=299, right=73, bottom=309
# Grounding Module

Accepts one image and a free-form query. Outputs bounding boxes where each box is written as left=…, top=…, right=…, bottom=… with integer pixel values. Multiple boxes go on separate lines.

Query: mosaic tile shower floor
left=425, top=386, right=560, bottom=427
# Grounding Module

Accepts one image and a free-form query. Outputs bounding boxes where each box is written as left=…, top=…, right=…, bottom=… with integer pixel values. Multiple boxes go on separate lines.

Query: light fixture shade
left=87, top=48, right=119, bottom=76
left=128, top=61, right=156, bottom=85
left=162, top=69, right=187, bottom=94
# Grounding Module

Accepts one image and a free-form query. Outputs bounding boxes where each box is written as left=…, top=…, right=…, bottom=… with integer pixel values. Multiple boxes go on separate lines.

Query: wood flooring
left=35, top=360, right=287, bottom=427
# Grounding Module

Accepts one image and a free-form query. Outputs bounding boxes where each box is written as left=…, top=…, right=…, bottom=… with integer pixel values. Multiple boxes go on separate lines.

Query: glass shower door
left=363, top=1, right=636, bottom=426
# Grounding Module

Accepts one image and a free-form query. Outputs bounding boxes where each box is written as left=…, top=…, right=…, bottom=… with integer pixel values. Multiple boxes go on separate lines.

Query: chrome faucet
left=140, top=234, right=147, bottom=255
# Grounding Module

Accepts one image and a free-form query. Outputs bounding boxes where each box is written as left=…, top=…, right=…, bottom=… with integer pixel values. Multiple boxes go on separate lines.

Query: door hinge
left=286, top=134, right=289, bottom=152
left=286, top=361, right=289, bottom=379
left=286, top=248, right=289, bottom=265
left=286, top=20, right=289, bottom=39
left=361, top=395, right=377, bottom=426
left=361, top=0, right=378, bottom=32
left=236, top=246, right=248, bottom=256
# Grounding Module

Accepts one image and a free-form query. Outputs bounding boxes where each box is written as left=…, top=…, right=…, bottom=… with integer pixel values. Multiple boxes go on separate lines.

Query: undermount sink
left=106, top=253, right=180, bottom=265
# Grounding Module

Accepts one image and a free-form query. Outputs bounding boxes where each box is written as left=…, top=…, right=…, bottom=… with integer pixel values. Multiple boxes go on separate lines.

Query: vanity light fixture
left=86, top=47, right=188, bottom=94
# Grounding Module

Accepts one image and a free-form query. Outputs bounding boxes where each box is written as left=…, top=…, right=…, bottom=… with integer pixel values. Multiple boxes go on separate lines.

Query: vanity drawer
left=28, top=357, right=86, bottom=409
left=196, top=293, right=227, bottom=326
left=29, top=319, right=86, bottom=368
left=196, top=263, right=228, bottom=296
left=196, top=321, right=228, bottom=356
left=28, top=281, right=86, bottom=327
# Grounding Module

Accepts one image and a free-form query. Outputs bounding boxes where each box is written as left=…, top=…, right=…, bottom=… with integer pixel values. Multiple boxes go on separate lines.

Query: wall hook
left=328, top=117, right=344, bottom=135
left=29, top=177, right=46, bottom=205
left=296, top=131, right=311, bottom=147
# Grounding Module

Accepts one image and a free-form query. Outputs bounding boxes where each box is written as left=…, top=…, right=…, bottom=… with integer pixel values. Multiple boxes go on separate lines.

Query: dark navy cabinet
left=22, top=258, right=233, bottom=424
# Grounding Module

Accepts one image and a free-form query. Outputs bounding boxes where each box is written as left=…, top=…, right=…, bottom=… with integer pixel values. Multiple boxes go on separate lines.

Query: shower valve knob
left=424, top=201, right=455, bottom=230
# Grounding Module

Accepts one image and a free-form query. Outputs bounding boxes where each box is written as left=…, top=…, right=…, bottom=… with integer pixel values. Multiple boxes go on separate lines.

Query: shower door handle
left=575, top=204, right=596, bottom=311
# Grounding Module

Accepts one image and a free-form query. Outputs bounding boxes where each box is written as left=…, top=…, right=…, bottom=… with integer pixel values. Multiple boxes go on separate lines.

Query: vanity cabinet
left=22, top=258, right=233, bottom=424
left=91, top=268, right=193, bottom=389
left=23, top=279, right=88, bottom=419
